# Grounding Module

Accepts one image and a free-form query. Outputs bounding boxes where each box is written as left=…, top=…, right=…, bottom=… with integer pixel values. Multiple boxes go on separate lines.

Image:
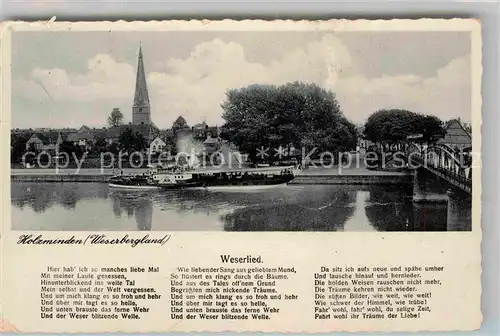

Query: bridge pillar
left=412, top=168, right=448, bottom=203
left=412, top=202, right=448, bottom=231
left=447, top=189, right=472, bottom=231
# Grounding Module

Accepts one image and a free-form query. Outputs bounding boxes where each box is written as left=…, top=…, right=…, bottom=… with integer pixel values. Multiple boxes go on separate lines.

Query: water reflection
left=10, top=182, right=468, bottom=231
left=364, top=185, right=417, bottom=231
left=11, top=182, right=108, bottom=213
left=363, top=185, right=449, bottom=231
left=222, top=188, right=355, bottom=231
left=343, top=191, right=375, bottom=232
left=110, top=192, right=153, bottom=231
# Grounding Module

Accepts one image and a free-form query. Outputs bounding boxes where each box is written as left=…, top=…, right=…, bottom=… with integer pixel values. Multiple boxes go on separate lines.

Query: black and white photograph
left=10, top=27, right=474, bottom=232
left=1, top=19, right=485, bottom=335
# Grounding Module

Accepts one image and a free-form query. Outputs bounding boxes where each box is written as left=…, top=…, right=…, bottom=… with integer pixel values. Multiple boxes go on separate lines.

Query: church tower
left=132, top=45, right=151, bottom=125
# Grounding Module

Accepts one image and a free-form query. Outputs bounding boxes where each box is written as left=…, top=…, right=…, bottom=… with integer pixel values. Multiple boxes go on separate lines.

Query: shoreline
left=10, top=168, right=412, bottom=185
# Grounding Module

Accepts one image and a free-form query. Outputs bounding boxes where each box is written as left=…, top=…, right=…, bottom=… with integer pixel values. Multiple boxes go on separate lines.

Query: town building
left=191, top=121, right=221, bottom=152
left=438, top=119, right=472, bottom=150
left=132, top=45, right=151, bottom=126
left=192, top=121, right=208, bottom=140
left=16, top=46, right=164, bottom=156
left=149, top=136, right=167, bottom=155
left=66, top=125, right=95, bottom=150
left=203, top=133, right=219, bottom=155
left=78, top=125, right=91, bottom=133
left=25, top=132, right=63, bottom=152
left=100, top=45, right=159, bottom=147
left=102, top=124, right=159, bottom=145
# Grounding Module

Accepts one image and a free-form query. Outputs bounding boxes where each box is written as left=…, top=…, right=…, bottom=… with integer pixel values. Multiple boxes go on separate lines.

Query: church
left=107, top=45, right=219, bottom=155
left=105, top=45, right=159, bottom=145
left=132, top=45, right=152, bottom=126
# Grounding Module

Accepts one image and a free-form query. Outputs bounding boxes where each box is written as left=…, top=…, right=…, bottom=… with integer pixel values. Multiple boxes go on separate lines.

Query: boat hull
left=159, top=182, right=204, bottom=190
left=159, top=174, right=295, bottom=191
left=108, top=175, right=159, bottom=190
left=109, top=183, right=159, bottom=190
left=191, top=182, right=289, bottom=192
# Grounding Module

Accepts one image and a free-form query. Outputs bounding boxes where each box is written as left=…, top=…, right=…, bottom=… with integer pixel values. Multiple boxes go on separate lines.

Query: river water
left=10, top=182, right=467, bottom=232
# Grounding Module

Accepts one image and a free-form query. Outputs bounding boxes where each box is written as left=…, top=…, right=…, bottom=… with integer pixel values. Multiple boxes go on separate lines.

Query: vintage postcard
left=1, top=19, right=482, bottom=333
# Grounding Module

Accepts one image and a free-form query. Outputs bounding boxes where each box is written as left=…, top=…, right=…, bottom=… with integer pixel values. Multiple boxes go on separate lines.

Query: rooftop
left=438, top=119, right=472, bottom=145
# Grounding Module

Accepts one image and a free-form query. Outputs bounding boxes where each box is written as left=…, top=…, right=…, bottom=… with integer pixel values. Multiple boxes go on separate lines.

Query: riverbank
left=289, top=174, right=412, bottom=185
left=11, top=167, right=412, bottom=185
left=11, top=174, right=110, bottom=183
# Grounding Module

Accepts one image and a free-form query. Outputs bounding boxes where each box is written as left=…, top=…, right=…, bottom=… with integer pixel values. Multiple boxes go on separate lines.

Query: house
left=52, top=127, right=77, bottom=133
left=149, top=136, right=167, bottom=155
left=191, top=122, right=220, bottom=142
left=78, top=125, right=91, bottom=133
left=192, top=121, right=208, bottom=140
left=203, top=133, right=220, bottom=154
left=208, top=125, right=220, bottom=138
left=102, top=127, right=121, bottom=145
left=25, top=132, right=63, bottom=152
left=355, top=125, right=373, bottom=152
left=103, top=124, right=159, bottom=146
left=438, top=119, right=472, bottom=150
left=34, top=127, right=51, bottom=132
left=66, top=132, right=95, bottom=150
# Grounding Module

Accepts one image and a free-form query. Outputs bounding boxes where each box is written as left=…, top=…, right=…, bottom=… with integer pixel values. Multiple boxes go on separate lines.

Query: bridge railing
left=407, top=144, right=472, bottom=194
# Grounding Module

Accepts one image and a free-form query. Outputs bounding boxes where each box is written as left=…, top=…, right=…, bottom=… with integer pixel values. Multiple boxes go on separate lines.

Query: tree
left=92, top=137, right=108, bottom=153
left=363, top=109, right=445, bottom=146
left=108, top=108, right=124, bottom=128
left=59, top=140, right=83, bottom=158
left=108, top=142, right=119, bottom=155
left=163, top=131, right=176, bottom=154
left=11, top=131, right=31, bottom=163
left=419, top=115, right=446, bottom=143
left=221, top=82, right=357, bottom=162
left=119, top=127, right=147, bottom=153
left=172, top=116, right=190, bottom=138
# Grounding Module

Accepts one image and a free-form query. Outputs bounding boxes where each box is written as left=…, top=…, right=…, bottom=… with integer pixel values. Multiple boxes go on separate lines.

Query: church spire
left=132, top=44, right=151, bottom=125
left=133, top=44, right=149, bottom=107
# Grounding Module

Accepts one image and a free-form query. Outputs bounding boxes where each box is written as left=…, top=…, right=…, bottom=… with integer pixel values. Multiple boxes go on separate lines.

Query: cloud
left=333, top=54, right=471, bottom=123
left=13, top=34, right=471, bottom=128
left=148, top=35, right=355, bottom=126
left=13, top=54, right=135, bottom=128
left=16, top=54, right=134, bottom=102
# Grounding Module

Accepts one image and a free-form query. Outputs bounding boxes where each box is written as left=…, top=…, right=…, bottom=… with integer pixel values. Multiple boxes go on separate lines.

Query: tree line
left=219, top=82, right=448, bottom=163
left=10, top=114, right=198, bottom=165
left=362, top=109, right=446, bottom=146
left=220, top=82, right=358, bottom=162
left=11, top=81, right=451, bottom=167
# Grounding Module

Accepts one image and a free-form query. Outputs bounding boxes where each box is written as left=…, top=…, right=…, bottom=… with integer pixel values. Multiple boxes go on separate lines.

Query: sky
left=11, top=31, right=472, bottom=129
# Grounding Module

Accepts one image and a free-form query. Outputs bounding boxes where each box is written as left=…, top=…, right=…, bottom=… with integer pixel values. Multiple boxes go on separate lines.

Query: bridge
left=406, top=142, right=472, bottom=195
left=366, top=141, right=473, bottom=231
left=405, top=142, right=473, bottom=231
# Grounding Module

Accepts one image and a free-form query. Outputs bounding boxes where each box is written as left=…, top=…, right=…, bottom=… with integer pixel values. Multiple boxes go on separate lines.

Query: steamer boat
left=153, top=166, right=299, bottom=191
left=108, top=173, right=159, bottom=190
left=108, top=165, right=300, bottom=191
